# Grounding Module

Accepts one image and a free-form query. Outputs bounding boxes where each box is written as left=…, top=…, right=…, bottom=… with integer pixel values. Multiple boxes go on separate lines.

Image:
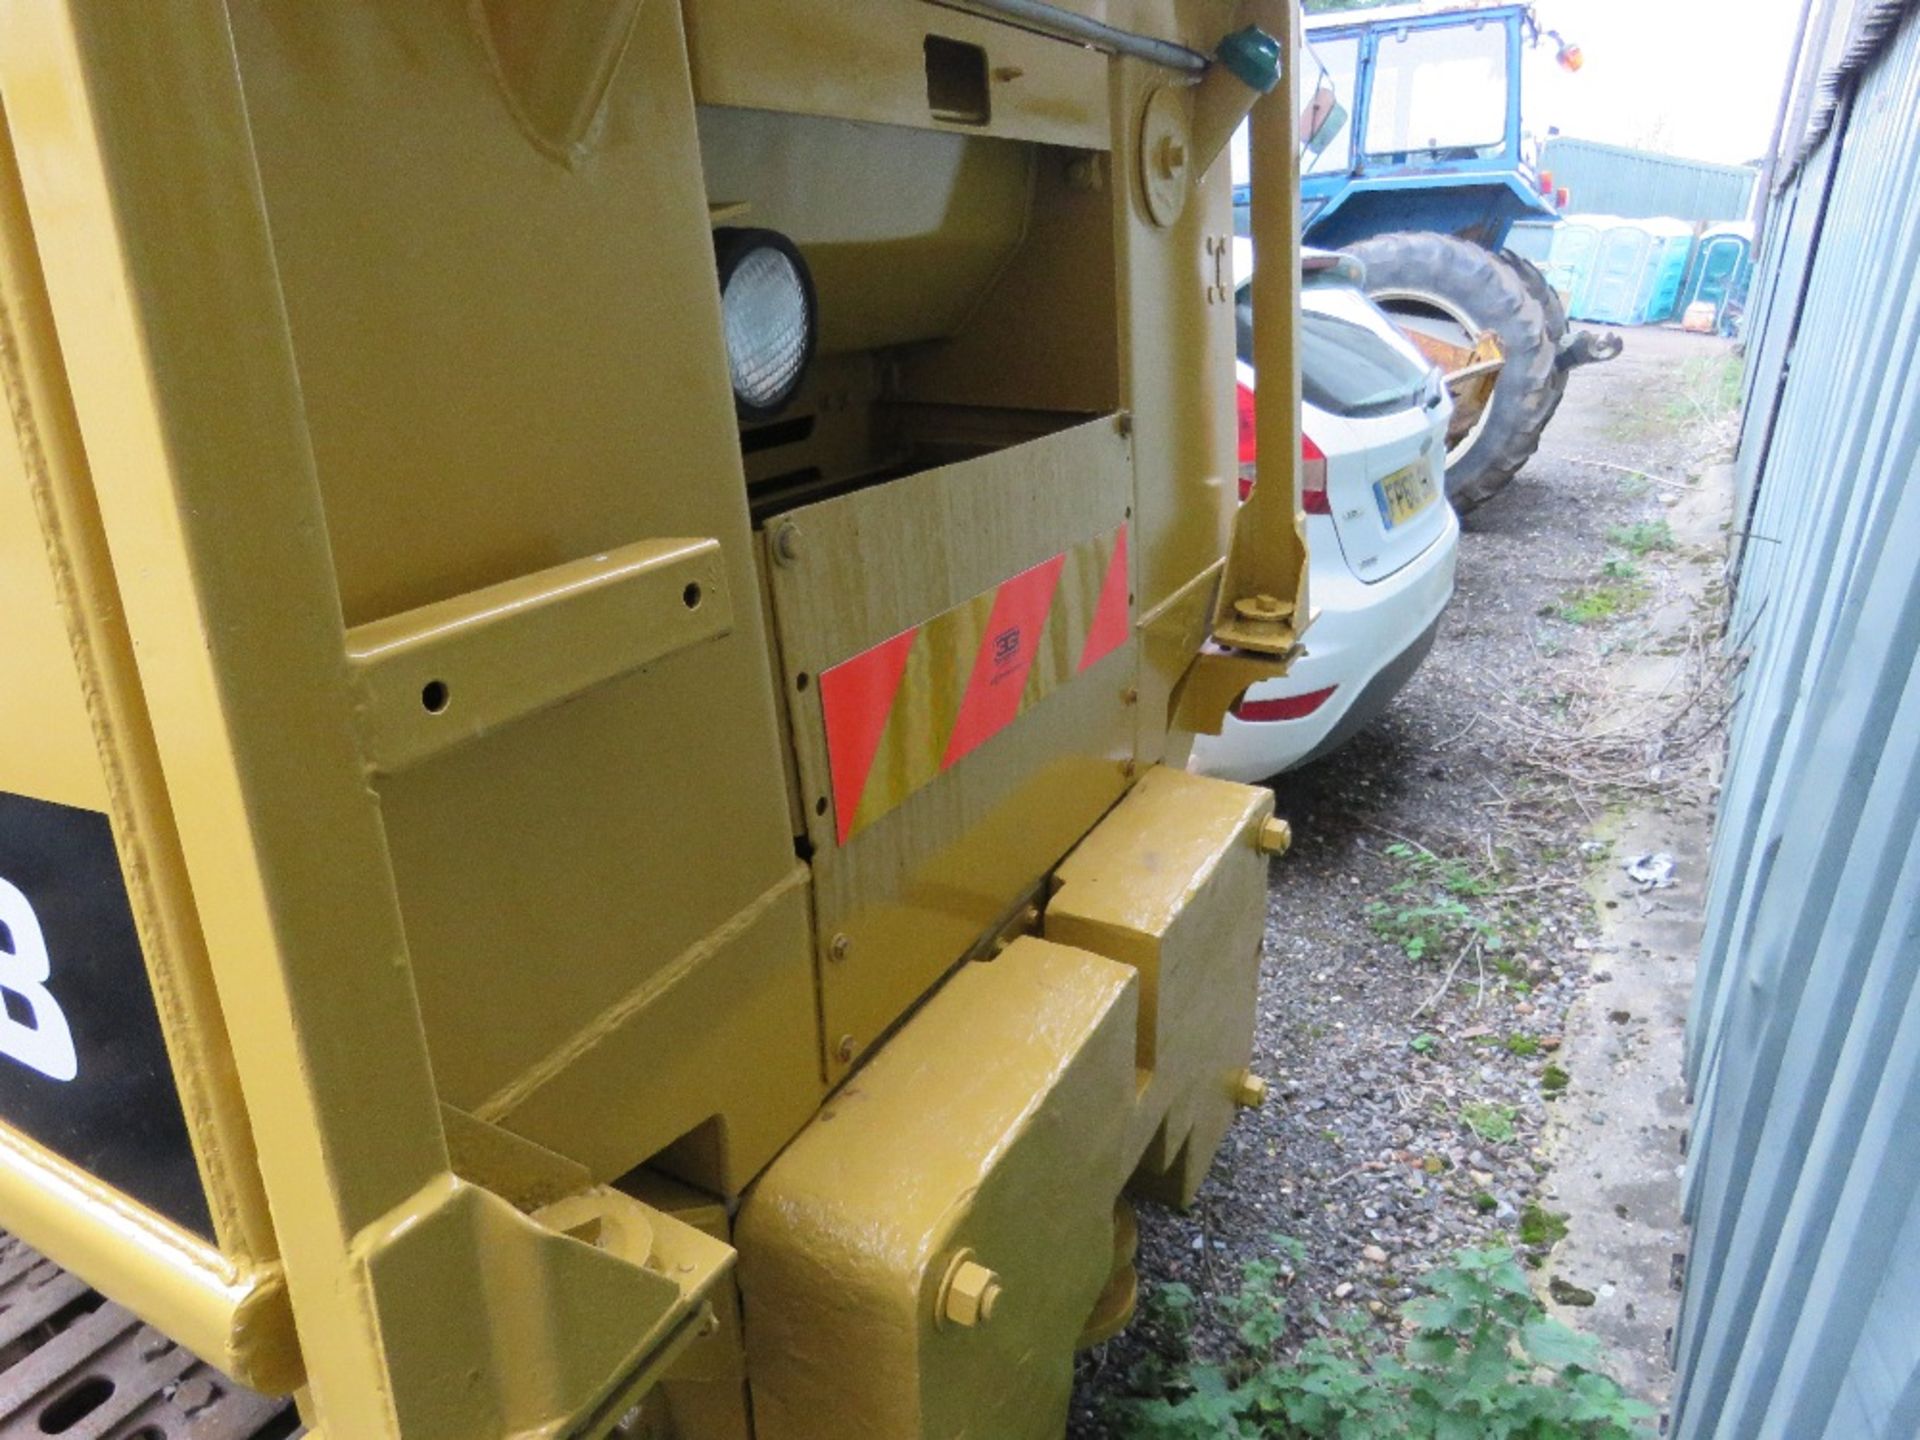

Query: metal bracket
left=346, top=537, right=731, bottom=774
left=1210, top=0, right=1309, bottom=659
left=1170, top=643, right=1300, bottom=736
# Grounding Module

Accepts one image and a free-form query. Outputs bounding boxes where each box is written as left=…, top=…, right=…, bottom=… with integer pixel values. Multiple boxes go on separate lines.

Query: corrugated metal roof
left=1541, top=137, right=1757, bottom=223
left=1783, top=0, right=1917, bottom=174
left=1674, top=3, right=1920, bottom=1436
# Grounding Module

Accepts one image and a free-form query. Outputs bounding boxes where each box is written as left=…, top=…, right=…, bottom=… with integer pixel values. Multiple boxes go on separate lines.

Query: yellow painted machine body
left=0, top=2, right=1307, bottom=1436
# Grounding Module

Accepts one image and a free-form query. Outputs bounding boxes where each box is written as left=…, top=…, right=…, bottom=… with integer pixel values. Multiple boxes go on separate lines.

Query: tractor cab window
left=1364, top=21, right=1510, bottom=161
left=1303, top=36, right=1359, bottom=175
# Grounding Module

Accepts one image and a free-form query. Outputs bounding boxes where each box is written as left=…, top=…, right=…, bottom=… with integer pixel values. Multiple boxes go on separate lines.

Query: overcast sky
left=1525, top=0, right=1807, bottom=165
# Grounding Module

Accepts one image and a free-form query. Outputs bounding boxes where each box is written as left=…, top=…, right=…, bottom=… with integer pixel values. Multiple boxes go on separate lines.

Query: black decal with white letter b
left=0, top=790, right=211, bottom=1240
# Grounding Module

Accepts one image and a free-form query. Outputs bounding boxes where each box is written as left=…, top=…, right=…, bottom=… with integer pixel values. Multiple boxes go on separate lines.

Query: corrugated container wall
left=1541, top=137, right=1757, bottom=223
left=1675, top=1, right=1920, bottom=1437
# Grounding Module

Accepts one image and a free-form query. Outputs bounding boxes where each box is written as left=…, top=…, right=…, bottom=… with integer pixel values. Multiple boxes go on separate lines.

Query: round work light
left=714, top=227, right=817, bottom=421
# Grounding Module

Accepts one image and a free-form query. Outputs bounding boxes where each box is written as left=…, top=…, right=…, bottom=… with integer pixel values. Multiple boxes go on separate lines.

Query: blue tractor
left=1241, top=2, right=1621, bottom=510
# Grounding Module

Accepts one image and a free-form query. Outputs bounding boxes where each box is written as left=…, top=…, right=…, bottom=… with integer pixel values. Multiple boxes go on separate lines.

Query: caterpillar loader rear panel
left=0, top=1, right=1310, bottom=1435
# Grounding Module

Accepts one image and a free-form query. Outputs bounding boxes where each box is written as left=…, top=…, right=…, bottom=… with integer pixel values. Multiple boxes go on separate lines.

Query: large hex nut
left=1232, top=1070, right=1271, bottom=1110
left=1257, top=817, right=1293, bottom=856
left=938, top=1251, right=1004, bottom=1329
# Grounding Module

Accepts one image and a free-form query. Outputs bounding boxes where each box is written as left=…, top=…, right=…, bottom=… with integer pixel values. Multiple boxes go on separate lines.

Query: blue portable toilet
left=1505, top=218, right=1593, bottom=312
left=1545, top=215, right=1613, bottom=315
left=1574, top=218, right=1697, bottom=326
left=1680, top=223, right=1755, bottom=334
left=1505, top=220, right=1555, bottom=267
left=1635, top=219, right=1697, bottom=324
left=1574, top=220, right=1652, bottom=324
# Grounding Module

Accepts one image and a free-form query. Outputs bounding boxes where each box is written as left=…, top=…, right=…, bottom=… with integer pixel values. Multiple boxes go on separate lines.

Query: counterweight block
left=737, top=768, right=1274, bottom=1438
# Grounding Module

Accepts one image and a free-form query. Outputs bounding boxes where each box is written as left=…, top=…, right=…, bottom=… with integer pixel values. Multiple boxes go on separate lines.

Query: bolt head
left=1232, top=1070, right=1271, bottom=1110
left=1257, top=816, right=1293, bottom=856
left=830, top=933, right=852, bottom=962
left=1235, top=593, right=1288, bottom=622
left=771, top=522, right=802, bottom=565
left=835, top=1034, right=856, bottom=1064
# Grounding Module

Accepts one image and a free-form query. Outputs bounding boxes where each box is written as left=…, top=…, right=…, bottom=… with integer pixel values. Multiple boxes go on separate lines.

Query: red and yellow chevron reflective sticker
left=819, top=524, right=1130, bottom=845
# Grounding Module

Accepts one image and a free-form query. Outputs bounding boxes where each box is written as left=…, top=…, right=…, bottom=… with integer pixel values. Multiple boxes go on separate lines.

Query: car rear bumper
left=1190, top=510, right=1457, bottom=783
left=1289, top=608, right=1443, bottom=769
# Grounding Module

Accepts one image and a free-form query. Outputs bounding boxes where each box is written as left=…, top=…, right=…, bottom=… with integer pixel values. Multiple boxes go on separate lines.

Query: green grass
left=1666, top=352, right=1746, bottom=423
left=1520, top=1205, right=1570, bottom=1250
left=1606, top=520, right=1676, bottom=556
left=1365, top=843, right=1506, bottom=961
left=1559, top=583, right=1646, bottom=626
left=1461, top=1102, right=1518, bottom=1144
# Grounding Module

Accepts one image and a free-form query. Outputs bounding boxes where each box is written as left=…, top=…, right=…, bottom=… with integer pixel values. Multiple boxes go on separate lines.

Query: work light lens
left=722, top=243, right=813, bottom=415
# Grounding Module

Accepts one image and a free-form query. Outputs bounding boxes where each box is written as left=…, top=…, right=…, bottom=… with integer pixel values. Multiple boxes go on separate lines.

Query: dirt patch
left=1070, top=328, right=1738, bottom=1434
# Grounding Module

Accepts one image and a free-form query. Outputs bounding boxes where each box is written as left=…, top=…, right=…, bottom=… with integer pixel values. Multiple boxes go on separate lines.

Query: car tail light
left=1538, top=169, right=1554, bottom=196
left=1233, top=685, right=1338, bottom=722
left=1301, top=431, right=1329, bottom=514
left=1557, top=186, right=1571, bottom=209
left=1236, top=381, right=1258, bottom=465
left=1236, top=381, right=1258, bottom=499
left=1238, top=408, right=1331, bottom=514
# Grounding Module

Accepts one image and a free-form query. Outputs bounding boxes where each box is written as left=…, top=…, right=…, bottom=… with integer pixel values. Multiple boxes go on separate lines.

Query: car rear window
left=1236, top=286, right=1430, bottom=418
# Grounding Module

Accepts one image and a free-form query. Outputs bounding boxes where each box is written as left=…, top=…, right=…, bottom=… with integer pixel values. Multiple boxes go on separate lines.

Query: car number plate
left=1374, top=463, right=1437, bottom=528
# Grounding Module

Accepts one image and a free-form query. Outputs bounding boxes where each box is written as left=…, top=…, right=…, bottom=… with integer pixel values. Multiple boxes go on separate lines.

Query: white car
left=1191, top=247, right=1460, bottom=783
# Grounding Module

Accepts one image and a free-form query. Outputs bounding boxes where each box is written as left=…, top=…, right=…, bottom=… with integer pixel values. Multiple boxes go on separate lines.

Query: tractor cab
left=1297, top=3, right=1571, bottom=249
left=1234, top=3, right=1581, bottom=251
left=1233, top=3, right=1618, bottom=514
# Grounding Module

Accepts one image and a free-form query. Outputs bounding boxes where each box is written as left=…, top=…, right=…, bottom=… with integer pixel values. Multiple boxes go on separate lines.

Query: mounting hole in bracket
left=421, top=680, right=451, bottom=714
left=683, top=582, right=703, bottom=610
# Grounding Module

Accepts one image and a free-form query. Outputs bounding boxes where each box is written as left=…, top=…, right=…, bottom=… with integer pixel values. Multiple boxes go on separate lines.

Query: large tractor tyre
left=1344, top=232, right=1557, bottom=514
left=1500, top=248, right=1572, bottom=428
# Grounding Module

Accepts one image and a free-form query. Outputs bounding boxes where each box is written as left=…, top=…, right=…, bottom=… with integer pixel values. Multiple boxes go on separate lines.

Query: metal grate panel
left=0, top=1235, right=295, bottom=1440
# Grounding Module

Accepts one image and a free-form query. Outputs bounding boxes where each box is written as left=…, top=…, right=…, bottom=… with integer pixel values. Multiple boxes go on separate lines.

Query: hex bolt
left=770, top=521, right=802, bottom=566
left=1257, top=817, right=1293, bottom=856
left=939, top=1254, right=1004, bottom=1329
left=1232, top=1070, right=1271, bottom=1110
left=835, top=1034, right=857, bottom=1064
left=830, top=933, right=852, bottom=963
left=1121, top=687, right=1139, bottom=706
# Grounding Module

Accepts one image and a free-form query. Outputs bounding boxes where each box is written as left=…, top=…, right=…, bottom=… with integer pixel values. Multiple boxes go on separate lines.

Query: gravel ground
left=1070, top=327, right=1738, bottom=1434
